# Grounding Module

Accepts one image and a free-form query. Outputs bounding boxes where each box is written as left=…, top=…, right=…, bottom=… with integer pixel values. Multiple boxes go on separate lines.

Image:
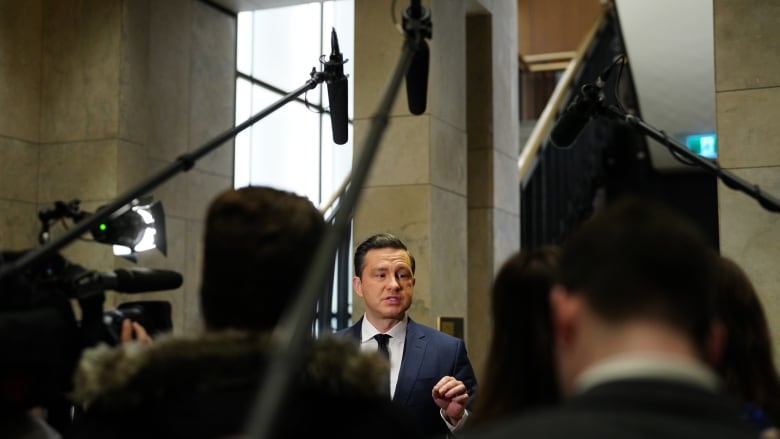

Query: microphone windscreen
left=406, top=41, right=429, bottom=115
left=327, top=76, right=349, bottom=145
left=113, top=268, right=183, bottom=293
left=549, top=110, right=591, bottom=149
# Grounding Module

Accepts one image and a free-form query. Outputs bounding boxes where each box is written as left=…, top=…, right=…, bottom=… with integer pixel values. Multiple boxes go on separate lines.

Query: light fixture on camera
left=90, top=197, right=167, bottom=259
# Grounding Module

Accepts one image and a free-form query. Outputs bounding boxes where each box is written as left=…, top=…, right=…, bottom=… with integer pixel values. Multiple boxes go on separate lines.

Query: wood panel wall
left=518, top=0, right=604, bottom=56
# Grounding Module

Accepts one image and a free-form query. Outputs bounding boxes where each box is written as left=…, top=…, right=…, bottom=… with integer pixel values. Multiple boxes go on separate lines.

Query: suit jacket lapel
left=394, top=319, right=427, bottom=404
left=345, top=317, right=362, bottom=342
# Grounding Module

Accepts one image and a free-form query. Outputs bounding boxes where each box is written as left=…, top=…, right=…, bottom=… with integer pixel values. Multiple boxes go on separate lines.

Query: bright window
left=234, top=1, right=355, bottom=333
left=234, top=1, right=354, bottom=209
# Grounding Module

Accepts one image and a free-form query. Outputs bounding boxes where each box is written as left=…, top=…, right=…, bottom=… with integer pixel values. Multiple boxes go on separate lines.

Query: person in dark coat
left=66, top=186, right=422, bottom=439
left=463, top=196, right=758, bottom=439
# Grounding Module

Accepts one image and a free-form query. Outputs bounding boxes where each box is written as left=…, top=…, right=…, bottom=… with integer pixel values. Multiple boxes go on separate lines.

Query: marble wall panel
left=353, top=116, right=430, bottom=188
left=41, top=0, right=121, bottom=143
left=429, top=186, right=468, bottom=318
left=0, top=199, right=38, bottom=250
left=716, top=87, right=780, bottom=168
left=149, top=0, right=192, bottom=162
left=38, top=140, right=118, bottom=204
left=429, top=0, right=466, bottom=129
left=0, top=0, right=42, bottom=142
left=714, top=0, right=780, bottom=91
left=0, top=137, right=39, bottom=201
left=431, top=117, right=467, bottom=196
left=190, top=1, right=236, bottom=177
left=120, top=0, right=150, bottom=146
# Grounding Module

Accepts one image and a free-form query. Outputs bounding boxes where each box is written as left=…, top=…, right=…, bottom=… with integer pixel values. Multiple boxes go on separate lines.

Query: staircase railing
left=517, top=8, right=608, bottom=182
left=517, top=3, right=646, bottom=249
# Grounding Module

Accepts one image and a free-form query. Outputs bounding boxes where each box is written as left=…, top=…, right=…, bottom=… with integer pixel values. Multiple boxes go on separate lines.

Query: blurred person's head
left=200, top=186, right=326, bottom=332
left=470, top=245, right=562, bottom=426
left=715, top=256, right=780, bottom=429
left=550, top=196, right=720, bottom=396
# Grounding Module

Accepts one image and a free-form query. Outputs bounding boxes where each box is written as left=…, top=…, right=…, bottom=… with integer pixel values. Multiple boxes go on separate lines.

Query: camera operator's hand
left=120, top=318, right=153, bottom=344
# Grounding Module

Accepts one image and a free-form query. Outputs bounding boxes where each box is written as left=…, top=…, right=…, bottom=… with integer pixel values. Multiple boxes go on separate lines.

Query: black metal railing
left=519, top=4, right=648, bottom=249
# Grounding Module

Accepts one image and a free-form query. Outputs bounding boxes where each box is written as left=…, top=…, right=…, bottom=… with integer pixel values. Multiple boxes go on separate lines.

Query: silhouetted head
left=200, top=186, right=326, bottom=332
left=556, top=195, right=719, bottom=357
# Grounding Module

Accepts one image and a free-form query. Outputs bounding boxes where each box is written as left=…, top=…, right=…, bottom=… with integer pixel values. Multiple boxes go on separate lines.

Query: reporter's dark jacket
left=66, top=331, right=422, bottom=439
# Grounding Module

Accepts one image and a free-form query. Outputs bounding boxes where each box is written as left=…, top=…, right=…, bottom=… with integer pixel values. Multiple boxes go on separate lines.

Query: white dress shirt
left=360, top=315, right=407, bottom=400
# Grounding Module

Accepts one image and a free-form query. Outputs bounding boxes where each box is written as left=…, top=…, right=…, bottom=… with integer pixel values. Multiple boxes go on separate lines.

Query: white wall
left=615, top=0, right=715, bottom=171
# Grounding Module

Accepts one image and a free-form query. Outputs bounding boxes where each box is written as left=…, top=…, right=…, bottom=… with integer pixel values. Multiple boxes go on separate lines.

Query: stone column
left=0, top=0, right=43, bottom=249
left=353, top=0, right=519, bottom=377
left=714, top=0, right=780, bottom=362
left=352, top=0, right=468, bottom=328
left=0, top=0, right=236, bottom=334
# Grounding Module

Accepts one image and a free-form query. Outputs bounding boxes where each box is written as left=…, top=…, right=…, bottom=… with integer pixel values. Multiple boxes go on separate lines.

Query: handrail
left=519, top=51, right=575, bottom=72
left=517, top=4, right=611, bottom=183
left=522, top=51, right=576, bottom=64
left=319, top=170, right=351, bottom=220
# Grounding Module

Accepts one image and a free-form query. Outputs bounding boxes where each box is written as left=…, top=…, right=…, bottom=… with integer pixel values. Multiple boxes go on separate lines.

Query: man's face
left=353, top=247, right=415, bottom=323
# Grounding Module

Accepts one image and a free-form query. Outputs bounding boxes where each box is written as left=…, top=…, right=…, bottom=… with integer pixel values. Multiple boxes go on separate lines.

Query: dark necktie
left=373, top=333, right=391, bottom=397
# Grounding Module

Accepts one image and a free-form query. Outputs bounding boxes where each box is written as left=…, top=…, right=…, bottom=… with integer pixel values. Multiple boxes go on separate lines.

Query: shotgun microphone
left=70, top=267, right=183, bottom=295
left=324, top=27, right=349, bottom=145
left=549, top=82, right=605, bottom=149
left=403, top=0, right=432, bottom=115
left=550, top=55, right=625, bottom=149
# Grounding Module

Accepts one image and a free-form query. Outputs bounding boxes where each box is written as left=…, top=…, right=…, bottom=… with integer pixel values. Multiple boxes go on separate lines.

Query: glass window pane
left=236, top=12, right=253, bottom=75
left=234, top=77, right=253, bottom=188
left=251, top=4, right=323, bottom=106
left=247, top=86, right=321, bottom=204
left=236, top=1, right=354, bottom=333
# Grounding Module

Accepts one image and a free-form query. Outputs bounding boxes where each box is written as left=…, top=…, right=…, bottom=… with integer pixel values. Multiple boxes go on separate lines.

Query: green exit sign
left=685, top=134, right=717, bottom=159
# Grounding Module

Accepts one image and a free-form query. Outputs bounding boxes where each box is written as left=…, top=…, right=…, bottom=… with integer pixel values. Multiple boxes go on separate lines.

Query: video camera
left=0, top=199, right=179, bottom=413
left=102, top=301, right=173, bottom=344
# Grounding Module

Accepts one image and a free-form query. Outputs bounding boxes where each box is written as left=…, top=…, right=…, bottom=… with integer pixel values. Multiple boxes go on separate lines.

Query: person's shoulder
left=330, top=317, right=362, bottom=337
left=332, top=327, right=350, bottom=337
left=463, top=407, right=758, bottom=439
left=408, top=318, right=463, bottom=343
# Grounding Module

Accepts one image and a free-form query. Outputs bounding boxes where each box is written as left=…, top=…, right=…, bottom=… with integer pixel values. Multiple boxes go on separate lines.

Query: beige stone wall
left=0, top=0, right=235, bottom=335
left=0, top=0, right=44, bottom=249
left=353, top=0, right=519, bottom=379
left=2, top=0, right=517, bottom=380
left=464, top=0, right=522, bottom=380
left=714, top=0, right=780, bottom=364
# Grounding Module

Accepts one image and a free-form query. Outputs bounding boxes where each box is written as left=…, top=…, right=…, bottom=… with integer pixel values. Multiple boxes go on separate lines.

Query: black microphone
left=549, top=56, right=624, bottom=149
left=71, top=267, right=183, bottom=295
left=324, top=27, right=348, bottom=145
left=548, top=82, right=604, bottom=149
left=403, top=0, right=432, bottom=115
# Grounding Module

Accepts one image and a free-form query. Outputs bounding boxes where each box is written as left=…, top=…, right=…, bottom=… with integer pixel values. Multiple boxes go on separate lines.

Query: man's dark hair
left=200, top=186, right=326, bottom=331
left=353, top=233, right=415, bottom=277
left=557, top=196, right=719, bottom=356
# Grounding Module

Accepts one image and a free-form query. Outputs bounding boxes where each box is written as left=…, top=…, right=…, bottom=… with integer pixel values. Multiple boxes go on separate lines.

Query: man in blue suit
left=335, top=233, right=477, bottom=438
